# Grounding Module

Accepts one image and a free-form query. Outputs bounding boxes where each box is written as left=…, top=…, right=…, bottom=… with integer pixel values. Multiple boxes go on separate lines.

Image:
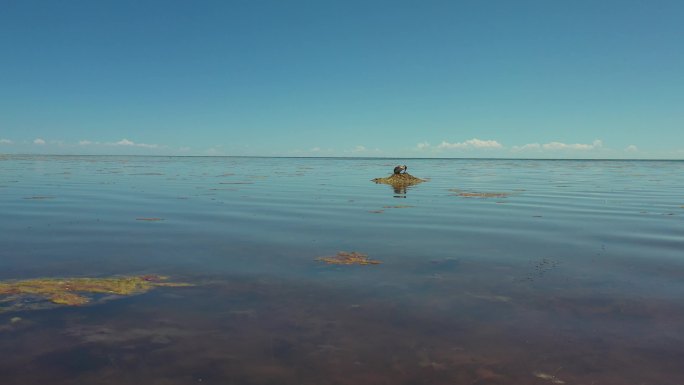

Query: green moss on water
left=0, top=275, right=192, bottom=309
left=316, top=251, right=381, bottom=266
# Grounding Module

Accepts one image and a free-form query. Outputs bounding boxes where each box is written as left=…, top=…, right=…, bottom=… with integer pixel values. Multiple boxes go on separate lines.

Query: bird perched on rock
left=393, top=165, right=408, bottom=174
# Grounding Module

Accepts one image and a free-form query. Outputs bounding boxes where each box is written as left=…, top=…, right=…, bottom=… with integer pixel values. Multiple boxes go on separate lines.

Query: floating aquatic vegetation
left=372, top=173, right=425, bottom=187
left=449, top=189, right=510, bottom=198
left=0, top=275, right=192, bottom=311
left=136, top=217, right=164, bottom=221
left=316, top=251, right=381, bottom=265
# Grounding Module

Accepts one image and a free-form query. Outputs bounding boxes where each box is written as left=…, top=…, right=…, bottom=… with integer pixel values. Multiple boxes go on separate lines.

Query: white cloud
left=542, top=139, right=602, bottom=151
left=81, top=139, right=168, bottom=152
left=345, top=145, right=382, bottom=155
left=110, top=138, right=159, bottom=149
left=291, top=146, right=336, bottom=156
left=511, top=143, right=541, bottom=151
left=511, top=139, right=604, bottom=154
left=0, top=139, right=12, bottom=144
left=416, top=141, right=430, bottom=150
left=204, top=146, right=225, bottom=156
left=33, top=138, right=46, bottom=145
left=625, top=145, right=638, bottom=152
left=438, top=138, right=503, bottom=150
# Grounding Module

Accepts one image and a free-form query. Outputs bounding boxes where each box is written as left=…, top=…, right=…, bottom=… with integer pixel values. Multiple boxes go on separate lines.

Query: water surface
left=1, top=155, right=684, bottom=384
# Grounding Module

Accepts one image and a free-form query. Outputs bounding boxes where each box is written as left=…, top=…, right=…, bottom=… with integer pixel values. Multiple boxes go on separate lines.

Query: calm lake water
left=1, top=155, right=684, bottom=384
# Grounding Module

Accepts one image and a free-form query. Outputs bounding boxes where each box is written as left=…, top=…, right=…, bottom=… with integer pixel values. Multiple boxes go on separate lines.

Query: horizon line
left=2, top=153, right=683, bottom=161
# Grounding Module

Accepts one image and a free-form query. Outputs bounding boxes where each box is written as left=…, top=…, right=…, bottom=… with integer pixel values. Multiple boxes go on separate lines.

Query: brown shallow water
left=1, top=155, right=684, bottom=384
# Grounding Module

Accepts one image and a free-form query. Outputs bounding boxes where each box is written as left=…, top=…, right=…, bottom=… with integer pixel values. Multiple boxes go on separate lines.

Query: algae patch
left=0, top=275, right=192, bottom=311
left=316, top=251, right=381, bottom=265
left=372, top=173, right=425, bottom=187
left=449, top=189, right=510, bottom=198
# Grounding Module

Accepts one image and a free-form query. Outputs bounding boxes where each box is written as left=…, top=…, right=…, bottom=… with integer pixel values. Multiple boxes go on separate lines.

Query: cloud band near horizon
left=0, top=136, right=652, bottom=158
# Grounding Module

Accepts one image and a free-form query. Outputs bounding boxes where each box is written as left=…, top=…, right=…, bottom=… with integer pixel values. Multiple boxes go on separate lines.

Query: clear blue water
left=1, top=155, right=684, bottom=384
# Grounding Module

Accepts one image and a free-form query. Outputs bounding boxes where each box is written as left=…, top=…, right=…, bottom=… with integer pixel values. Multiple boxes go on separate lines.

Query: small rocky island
left=372, top=165, right=426, bottom=187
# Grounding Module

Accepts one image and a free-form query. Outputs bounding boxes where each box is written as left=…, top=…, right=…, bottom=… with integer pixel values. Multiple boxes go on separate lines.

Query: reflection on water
left=1, top=155, right=684, bottom=384
left=393, top=185, right=407, bottom=198
left=372, top=171, right=426, bottom=198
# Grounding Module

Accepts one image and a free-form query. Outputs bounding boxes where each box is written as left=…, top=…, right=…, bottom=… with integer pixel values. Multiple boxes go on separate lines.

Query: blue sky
left=1, top=0, right=682, bottom=158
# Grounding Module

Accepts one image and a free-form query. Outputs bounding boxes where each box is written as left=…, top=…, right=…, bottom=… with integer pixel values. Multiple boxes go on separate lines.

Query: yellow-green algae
left=316, top=251, right=381, bottom=265
left=449, top=189, right=510, bottom=198
left=372, top=173, right=425, bottom=187
left=0, top=275, right=192, bottom=308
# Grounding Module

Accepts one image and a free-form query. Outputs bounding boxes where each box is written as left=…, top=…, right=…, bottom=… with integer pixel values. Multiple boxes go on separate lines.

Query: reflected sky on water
left=1, top=156, right=684, bottom=384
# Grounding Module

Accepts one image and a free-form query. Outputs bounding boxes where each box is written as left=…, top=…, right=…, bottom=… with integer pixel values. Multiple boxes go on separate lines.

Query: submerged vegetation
left=316, top=251, right=381, bottom=265
left=0, top=275, right=192, bottom=311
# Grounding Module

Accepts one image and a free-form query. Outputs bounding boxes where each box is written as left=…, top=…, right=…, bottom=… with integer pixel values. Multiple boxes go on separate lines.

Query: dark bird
left=393, top=165, right=407, bottom=174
